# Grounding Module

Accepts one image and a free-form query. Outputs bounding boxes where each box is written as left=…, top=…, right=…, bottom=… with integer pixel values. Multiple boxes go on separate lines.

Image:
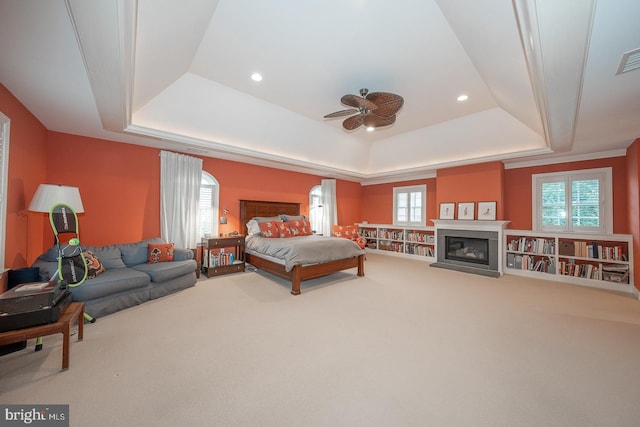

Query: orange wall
left=40, top=133, right=360, bottom=251
left=360, top=178, right=437, bottom=224
left=436, top=161, right=505, bottom=220
left=504, top=157, right=628, bottom=232
left=1, top=84, right=48, bottom=277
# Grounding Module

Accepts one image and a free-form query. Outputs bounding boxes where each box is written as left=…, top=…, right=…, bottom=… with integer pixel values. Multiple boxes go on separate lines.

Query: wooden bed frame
left=239, top=199, right=365, bottom=295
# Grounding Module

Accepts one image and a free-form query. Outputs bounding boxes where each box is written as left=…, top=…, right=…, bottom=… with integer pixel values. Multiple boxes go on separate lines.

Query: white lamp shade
left=28, top=184, right=84, bottom=213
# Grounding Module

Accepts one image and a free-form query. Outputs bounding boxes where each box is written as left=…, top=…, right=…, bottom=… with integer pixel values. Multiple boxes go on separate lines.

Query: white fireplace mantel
left=431, top=220, right=510, bottom=232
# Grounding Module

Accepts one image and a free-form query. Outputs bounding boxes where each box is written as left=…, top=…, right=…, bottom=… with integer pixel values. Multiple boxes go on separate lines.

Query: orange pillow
left=288, top=219, right=313, bottom=236
left=148, top=243, right=174, bottom=263
left=332, top=224, right=359, bottom=240
left=258, top=221, right=293, bottom=238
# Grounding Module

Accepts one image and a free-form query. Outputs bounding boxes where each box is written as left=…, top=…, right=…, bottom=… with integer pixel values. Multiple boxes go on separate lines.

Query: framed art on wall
left=439, top=202, right=455, bottom=219
left=477, top=201, right=497, bottom=220
left=457, top=202, right=475, bottom=220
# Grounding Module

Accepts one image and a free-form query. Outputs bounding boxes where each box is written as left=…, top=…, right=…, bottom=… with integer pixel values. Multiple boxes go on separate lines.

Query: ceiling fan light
left=366, top=126, right=375, bottom=132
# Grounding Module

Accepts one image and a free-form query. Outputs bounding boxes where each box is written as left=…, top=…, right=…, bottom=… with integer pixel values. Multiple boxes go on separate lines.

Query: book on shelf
left=507, top=237, right=555, bottom=254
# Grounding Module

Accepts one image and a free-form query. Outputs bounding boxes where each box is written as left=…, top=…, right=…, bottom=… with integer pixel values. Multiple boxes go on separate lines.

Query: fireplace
left=431, top=220, right=510, bottom=277
left=446, top=236, right=489, bottom=266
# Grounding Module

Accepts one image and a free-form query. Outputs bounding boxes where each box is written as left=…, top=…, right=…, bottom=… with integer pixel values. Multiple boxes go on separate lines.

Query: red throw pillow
left=148, top=243, right=174, bottom=263
left=288, top=219, right=313, bottom=236
left=355, top=236, right=367, bottom=249
left=332, top=224, right=359, bottom=240
left=258, top=221, right=293, bottom=238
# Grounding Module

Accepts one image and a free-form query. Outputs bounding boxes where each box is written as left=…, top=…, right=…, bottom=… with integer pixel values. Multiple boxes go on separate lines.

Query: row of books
left=378, top=230, right=404, bottom=240
left=507, top=237, right=555, bottom=254
left=378, top=241, right=404, bottom=252
left=559, top=240, right=626, bottom=261
left=360, top=230, right=378, bottom=239
left=204, top=249, right=235, bottom=268
left=406, top=232, right=435, bottom=244
left=559, top=262, right=602, bottom=280
left=556, top=261, right=629, bottom=283
left=406, top=244, right=434, bottom=257
left=506, top=253, right=555, bottom=273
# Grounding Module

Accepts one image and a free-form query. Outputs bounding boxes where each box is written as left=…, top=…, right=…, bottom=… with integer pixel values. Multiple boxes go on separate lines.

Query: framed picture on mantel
left=478, top=201, right=497, bottom=220
left=439, top=202, right=455, bottom=220
left=457, top=202, right=475, bottom=220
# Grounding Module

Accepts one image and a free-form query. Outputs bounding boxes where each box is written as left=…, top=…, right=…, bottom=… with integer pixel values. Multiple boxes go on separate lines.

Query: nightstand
left=201, top=236, right=246, bottom=277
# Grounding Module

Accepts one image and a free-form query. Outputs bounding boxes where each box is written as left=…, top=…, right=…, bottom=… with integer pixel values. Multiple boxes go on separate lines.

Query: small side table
left=0, top=302, right=84, bottom=371
left=202, top=236, right=246, bottom=277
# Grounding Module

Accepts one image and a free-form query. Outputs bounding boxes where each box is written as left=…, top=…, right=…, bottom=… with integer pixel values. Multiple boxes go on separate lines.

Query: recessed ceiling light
left=251, top=73, right=263, bottom=82
left=457, top=94, right=469, bottom=102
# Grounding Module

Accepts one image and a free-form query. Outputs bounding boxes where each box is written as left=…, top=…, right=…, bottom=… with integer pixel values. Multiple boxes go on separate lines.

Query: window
left=393, top=185, right=426, bottom=226
left=197, top=172, right=219, bottom=238
left=309, top=185, right=322, bottom=233
left=532, top=168, right=612, bottom=234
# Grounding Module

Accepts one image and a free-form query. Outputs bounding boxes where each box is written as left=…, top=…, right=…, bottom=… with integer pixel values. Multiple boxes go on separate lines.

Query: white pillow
left=246, top=219, right=261, bottom=235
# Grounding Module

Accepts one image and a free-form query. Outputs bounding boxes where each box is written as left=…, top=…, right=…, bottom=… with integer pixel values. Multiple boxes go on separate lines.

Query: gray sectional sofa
left=32, top=238, right=197, bottom=319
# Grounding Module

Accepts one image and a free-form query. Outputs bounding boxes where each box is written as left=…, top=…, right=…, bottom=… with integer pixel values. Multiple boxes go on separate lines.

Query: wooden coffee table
left=0, top=302, right=84, bottom=371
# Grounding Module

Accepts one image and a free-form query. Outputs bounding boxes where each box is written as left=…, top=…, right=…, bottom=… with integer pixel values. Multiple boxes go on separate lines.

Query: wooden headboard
left=239, top=200, right=301, bottom=234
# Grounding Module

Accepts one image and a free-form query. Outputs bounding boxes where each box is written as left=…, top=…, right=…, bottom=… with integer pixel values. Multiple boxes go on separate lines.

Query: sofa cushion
left=83, top=245, right=126, bottom=269
left=38, top=246, right=59, bottom=262
left=69, top=268, right=150, bottom=301
left=117, top=238, right=164, bottom=266
left=130, top=260, right=197, bottom=283
left=173, top=248, right=194, bottom=261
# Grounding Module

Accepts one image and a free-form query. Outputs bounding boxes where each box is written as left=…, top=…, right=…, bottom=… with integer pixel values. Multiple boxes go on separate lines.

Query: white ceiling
left=1, top=0, right=639, bottom=184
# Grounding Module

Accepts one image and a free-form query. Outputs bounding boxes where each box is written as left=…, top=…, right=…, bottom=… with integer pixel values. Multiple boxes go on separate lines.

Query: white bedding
left=245, top=234, right=365, bottom=272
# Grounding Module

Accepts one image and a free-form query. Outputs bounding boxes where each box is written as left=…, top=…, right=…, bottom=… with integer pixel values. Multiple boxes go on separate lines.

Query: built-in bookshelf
left=505, top=230, right=634, bottom=293
left=357, top=224, right=435, bottom=261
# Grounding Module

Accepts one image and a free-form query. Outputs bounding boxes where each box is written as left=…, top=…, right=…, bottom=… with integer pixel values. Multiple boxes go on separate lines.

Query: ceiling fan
left=324, top=88, right=404, bottom=131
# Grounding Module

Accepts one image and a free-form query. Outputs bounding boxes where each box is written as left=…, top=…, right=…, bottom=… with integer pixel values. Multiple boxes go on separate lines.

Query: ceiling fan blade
left=341, top=94, right=377, bottom=111
left=323, top=109, right=359, bottom=119
left=363, top=113, right=396, bottom=128
left=366, top=92, right=404, bottom=118
left=342, top=115, right=364, bottom=130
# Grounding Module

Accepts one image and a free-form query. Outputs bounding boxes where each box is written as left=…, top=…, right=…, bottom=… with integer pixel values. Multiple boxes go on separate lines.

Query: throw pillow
left=332, top=224, right=359, bottom=240
left=258, top=221, right=293, bottom=238
left=82, top=250, right=105, bottom=278
left=258, top=221, right=279, bottom=238
left=288, top=219, right=313, bottom=236
left=148, top=243, right=174, bottom=263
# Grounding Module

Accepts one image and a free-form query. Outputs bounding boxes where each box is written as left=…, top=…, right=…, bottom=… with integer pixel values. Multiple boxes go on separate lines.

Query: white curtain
left=320, top=179, right=337, bottom=236
left=160, top=151, right=202, bottom=248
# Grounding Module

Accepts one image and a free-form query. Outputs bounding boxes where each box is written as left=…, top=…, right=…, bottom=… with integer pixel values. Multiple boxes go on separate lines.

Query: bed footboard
left=245, top=253, right=365, bottom=295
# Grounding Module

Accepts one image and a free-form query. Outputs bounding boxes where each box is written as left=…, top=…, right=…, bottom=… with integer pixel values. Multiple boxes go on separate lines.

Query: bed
left=240, top=200, right=365, bottom=295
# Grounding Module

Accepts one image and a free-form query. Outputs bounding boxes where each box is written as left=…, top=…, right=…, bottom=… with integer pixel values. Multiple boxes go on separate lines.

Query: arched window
left=309, top=185, right=322, bottom=234
left=198, top=172, right=219, bottom=238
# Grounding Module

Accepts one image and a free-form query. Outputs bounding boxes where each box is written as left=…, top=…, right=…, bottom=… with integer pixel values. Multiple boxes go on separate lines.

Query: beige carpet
left=1, top=253, right=640, bottom=427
